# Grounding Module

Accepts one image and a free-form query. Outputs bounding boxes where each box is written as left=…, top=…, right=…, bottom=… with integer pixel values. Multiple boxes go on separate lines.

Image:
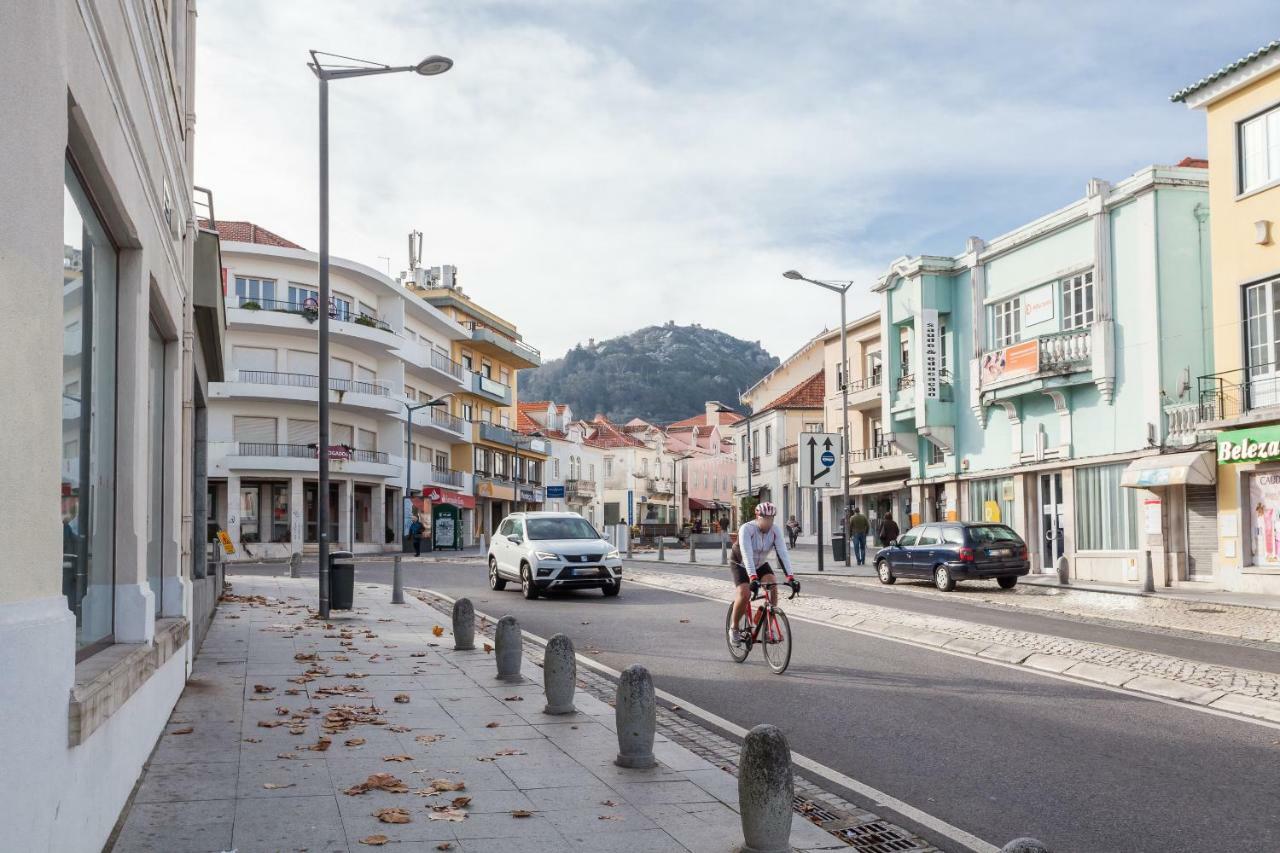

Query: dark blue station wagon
left=875, top=522, right=1030, bottom=591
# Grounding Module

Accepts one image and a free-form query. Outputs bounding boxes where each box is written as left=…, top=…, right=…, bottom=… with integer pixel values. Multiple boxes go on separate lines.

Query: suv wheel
left=934, top=564, right=956, bottom=592
left=488, top=558, right=507, bottom=591
left=876, top=560, right=895, bottom=585
left=602, top=578, right=621, bottom=597
left=521, top=564, right=540, bottom=600
left=997, top=575, right=1018, bottom=590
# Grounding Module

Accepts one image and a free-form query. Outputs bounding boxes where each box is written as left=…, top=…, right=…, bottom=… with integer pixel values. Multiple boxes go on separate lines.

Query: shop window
left=63, top=163, right=119, bottom=655
left=1061, top=270, right=1095, bottom=330
left=1248, top=472, right=1280, bottom=565
left=1075, top=463, right=1138, bottom=550
left=992, top=297, right=1021, bottom=347
left=269, top=483, right=289, bottom=542
left=967, top=476, right=1014, bottom=525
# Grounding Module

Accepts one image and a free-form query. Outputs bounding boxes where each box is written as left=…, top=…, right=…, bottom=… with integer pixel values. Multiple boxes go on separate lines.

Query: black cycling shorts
left=731, top=561, right=775, bottom=587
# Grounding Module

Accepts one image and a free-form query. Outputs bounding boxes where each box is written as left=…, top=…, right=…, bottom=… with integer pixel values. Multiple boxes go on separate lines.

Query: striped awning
left=1121, top=451, right=1216, bottom=488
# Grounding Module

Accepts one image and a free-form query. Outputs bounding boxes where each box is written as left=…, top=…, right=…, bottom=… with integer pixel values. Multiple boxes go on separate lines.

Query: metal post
left=657, top=535, right=665, bottom=561
left=405, top=403, right=414, bottom=551
left=720, top=531, right=728, bottom=565
left=816, top=491, right=824, bottom=573
left=391, top=554, right=404, bottom=604
left=745, top=411, right=753, bottom=496
left=317, top=74, right=331, bottom=619
left=839, top=285, right=852, bottom=566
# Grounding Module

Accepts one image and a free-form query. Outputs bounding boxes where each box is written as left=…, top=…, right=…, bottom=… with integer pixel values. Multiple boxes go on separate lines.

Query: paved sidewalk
left=623, top=567, right=1280, bottom=724
left=110, top=576, right=844, bottom=853
left=626, top=546, right=881, bottom=577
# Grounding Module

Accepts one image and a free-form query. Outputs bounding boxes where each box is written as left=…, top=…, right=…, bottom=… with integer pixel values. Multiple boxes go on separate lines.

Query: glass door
left=1039, top=473, right=1065, bottom=572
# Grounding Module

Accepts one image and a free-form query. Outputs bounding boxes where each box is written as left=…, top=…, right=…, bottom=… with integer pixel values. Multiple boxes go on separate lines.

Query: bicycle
left=725, top=580, right=799, bottom=674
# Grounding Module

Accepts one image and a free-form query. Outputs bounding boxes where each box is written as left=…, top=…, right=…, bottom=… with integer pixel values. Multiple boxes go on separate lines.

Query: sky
left=195, top=1, right=1271, bottom=362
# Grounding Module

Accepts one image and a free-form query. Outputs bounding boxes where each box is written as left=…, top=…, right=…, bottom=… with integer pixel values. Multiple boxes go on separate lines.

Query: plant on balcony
left=301, top=305, right=319, bottom=324
left=354, top=314, right=379, bottom=329
left=240, top=300, right=262, bottom=310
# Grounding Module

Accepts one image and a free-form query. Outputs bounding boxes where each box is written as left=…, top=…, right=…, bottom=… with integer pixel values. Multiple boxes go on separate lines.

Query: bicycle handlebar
left=751, top=580, right=799, bottom=601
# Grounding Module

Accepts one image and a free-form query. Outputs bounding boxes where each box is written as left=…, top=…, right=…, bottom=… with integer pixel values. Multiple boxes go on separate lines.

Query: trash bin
left=830, top=535, right=847, bottom=563
left=329, top=550, right=355, bottom=610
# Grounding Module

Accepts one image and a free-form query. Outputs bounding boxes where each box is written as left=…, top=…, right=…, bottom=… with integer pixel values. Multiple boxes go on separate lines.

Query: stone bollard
left=495, top=615, right=522, bottom=682
left=1001, top=839, right=1051, bottom=853
left=689, top=538, right=697, bottom=563
left=288, top=551, right=300, bottom=579
left=614, top=664, right=656, bottom=768
left=1142, top=549, right=1156, bottom=593
left=1056, top=555, right=1070, bottom=586
left=720, top=533, right=728, bottom=565
left=625, top=528, right=633, bottom=559
left=542, top=634, right=577, bottom=714
left=391, top=554, right=404, bottom=604
left=657, top=536, right=665, bottom=561
left=452, top=598, right=476, bottom=651
left=738, top=724, right=793, bottom=853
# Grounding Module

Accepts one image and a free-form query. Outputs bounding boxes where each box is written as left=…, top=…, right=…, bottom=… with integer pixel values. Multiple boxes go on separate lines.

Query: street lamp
left=404, top=398, right=449, bottom=552
left=671, top=450, right=696, bottom=531
left=308, top=49, right=453, bottom=617
left=784, top=270, right=853, bottom=566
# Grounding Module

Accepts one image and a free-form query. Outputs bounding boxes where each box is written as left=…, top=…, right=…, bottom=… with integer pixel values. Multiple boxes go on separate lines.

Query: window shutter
left=332, top=423, right=354, bottom=446
left=234, top=416, right=277, bottom=444
left=288, top=418, right=318, bottom=445
left=357, top=428, right=377, bottom=451
left=287, top=350, right=319, bottom=374
left=233, top=346, right=277, bottom=372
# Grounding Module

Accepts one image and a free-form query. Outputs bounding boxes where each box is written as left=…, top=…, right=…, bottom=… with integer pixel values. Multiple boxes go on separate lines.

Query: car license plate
left=991, top=548, right=1012, bottom=557
left=572, top=567, right=599, bottom=576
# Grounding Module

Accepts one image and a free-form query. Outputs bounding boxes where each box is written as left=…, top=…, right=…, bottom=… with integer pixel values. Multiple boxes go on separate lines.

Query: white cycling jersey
left=736, top=520, right=795, bottom=577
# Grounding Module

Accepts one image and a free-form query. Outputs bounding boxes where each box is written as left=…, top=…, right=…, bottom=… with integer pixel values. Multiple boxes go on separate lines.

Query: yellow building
left=404, top=267, right=547, bottom=539
left=1174, top=40, right=1280, bottom=592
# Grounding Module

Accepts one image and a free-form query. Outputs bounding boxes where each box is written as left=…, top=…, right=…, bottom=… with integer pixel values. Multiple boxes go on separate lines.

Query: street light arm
left=311, top=63, right=419, bottom=80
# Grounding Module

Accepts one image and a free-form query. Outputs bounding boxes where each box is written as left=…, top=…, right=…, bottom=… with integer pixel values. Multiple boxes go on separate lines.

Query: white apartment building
left=590, top=416, right=678, bottom=530
left=208, top=228, right=476, bottom=558
left=1, top=3, right=225, bottom=850
left=518, top=402, right=607, bottom=526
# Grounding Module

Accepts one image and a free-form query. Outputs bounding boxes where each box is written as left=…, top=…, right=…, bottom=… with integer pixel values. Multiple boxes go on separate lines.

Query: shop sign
left=920, top=308, right=940, bottom=400
left=217, top=529, right=235, bottom=554
left=423, top=488, right=476, bottom=510
left=1218, top=425, right=1280, bottom=464
left=476, top=480, right=514, bottom=501
left=327, top=444, right=352, bottom=460
left=1022, top=284, right=1054, bottom=326
left=980, top=339, right=1039, bottom=384
left=518, top=486, right=542, bottom=503
left=546, top=484, right=566, bottom=498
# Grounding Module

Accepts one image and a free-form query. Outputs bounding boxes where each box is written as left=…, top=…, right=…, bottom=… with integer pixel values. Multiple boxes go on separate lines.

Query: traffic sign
left=798, top=432, right=842, bottom=489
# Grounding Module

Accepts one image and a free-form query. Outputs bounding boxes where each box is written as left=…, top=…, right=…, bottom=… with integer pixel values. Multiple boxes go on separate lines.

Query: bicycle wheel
left=761, top=608, right=792, bottom=674
left=725, top=604, right=751, bottom=663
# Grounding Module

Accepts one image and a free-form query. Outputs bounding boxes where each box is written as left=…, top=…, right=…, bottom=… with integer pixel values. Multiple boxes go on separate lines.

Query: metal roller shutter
left=1185, top=484, right=1217, bottom=579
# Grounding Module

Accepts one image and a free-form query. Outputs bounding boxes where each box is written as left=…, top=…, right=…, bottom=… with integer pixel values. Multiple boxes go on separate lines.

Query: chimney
left=705, top=401, right=719, bottom=427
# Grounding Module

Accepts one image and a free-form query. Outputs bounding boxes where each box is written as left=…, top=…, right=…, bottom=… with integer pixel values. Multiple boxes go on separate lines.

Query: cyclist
left=729, top=501, right=799, bottom=646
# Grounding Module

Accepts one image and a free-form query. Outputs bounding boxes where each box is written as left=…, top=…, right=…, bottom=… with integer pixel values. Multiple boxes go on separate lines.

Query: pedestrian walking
left=409, top=515, right=426, bottom=557
left=876, top=513, right=899, bottom=547
left=848, top=506, right=870, bottom=565
left=785, top=516, right=801, bottom=548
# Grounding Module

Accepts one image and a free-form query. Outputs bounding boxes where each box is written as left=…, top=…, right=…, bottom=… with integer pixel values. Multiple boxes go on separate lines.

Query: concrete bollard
left=625, top=527, right=633, bottom=559
left=720, top=533, right=728, bottom=565
left=1056, top=555, right=1070, bottom=586
left=452, top=598, right=476, bottom=651
left=288, top=551, right=301, bottom=579
left=657, top=536, right=665, bottom=561
left=689, top=538, right=697, bottom=563
left=542, top=633, right=577, bottom=714
left=1001, top=839, right=1051, bottom=853
left=477, top=534, right=487, bottom=556
left=495, top=615, right=522, bottom=682
left=738, top=724, right=794, bottom=853
left=391, top=554, right=404, bottom=604
left=1142, top=549, right=1156, bottom=593
left=614, top=664, right=656, bottom=768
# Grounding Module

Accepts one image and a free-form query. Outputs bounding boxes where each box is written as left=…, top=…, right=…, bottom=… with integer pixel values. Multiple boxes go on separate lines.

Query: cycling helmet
left=755, top=501, right=777, bottom=518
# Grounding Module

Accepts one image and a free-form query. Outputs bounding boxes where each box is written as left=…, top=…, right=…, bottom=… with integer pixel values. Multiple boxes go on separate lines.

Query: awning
left=1121, top=451, right=1216, bottom=488
left=688, top=497, right=718, bottom=511
left=850, top=479, right=908, bottom=497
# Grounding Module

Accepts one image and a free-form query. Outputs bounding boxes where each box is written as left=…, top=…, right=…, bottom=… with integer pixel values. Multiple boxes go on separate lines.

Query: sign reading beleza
left=1218, top=424, right=1280, bottom=464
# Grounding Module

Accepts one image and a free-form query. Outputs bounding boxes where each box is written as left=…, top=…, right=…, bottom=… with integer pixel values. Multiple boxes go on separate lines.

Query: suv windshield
left=526, top=517, right=600, bottom=541
left=969, top=524, right=1021, bottom=544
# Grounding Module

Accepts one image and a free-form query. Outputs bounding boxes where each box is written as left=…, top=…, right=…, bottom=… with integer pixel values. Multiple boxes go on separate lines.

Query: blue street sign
left=821, top=450, right=836, bottom=468
left=546, top=485, right=566, bottom=498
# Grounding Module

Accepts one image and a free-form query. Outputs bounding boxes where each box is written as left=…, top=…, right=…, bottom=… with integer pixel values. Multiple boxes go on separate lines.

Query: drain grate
left=839, top=820, right=926, bottom=852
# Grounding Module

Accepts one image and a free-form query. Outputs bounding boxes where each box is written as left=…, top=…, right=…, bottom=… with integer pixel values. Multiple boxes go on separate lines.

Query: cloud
left=195, top=0, right=1265, bottom=360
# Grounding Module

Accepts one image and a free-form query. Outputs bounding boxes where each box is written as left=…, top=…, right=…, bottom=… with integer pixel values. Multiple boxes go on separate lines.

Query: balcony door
left=1246, top=280, right=1280, bottom=409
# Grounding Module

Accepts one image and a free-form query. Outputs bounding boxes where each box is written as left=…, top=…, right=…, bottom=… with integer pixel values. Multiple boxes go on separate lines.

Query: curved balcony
left=216, top=370, right=400, bottom=416
left=215, top=441, right=400, bottom=479
left=227, top=295, right=400, bottom=354
left=406, top=400, right=471, bottom=442
left=464, top=321, right=541, bottom=369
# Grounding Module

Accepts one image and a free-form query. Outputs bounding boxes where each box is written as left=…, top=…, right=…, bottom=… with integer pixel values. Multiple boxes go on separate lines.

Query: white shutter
left=330, top=358, right=354, bottom=381
left=288, top=418, right=318, bottom=445
left=233, top=346, right=277, bottom=372
left=357, top=428, right=377, bottom=451
left=287, top=349, right=318, bottom=374
left=356, top=365, right=376, bottom=384
left=333, top=423, right=354, bottom=446
left=234, top=416, right=277, bottom=443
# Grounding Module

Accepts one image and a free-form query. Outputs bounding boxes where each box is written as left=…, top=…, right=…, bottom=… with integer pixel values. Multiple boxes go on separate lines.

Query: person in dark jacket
left=847, top=506, right=870, bottom=565
left=409, top=515, right=426, bottom=556
left=876, top=513, right=900, bottom=546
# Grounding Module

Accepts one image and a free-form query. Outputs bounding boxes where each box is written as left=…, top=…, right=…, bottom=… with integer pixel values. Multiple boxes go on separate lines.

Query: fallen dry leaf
left=277, top=752, right=301, bottom=759
left=429, top=778, right=466, bottom=792
left=358, top=835, right=390, bottom=847
left=511, top=809, right=533, bottom=818
left=503, top=696, right=524, bottom=702
left=308, top=737, right=333, bottom=752
left=345, top=772, right=410, bottom=796
left=168, top=726, right=194, bottom=735
left=415, top=734, right=445, bottom=745
left=383, top=754, right=413, bottom=763
left=375, top=807, right=412, bottom=824
left=262, top=782, right=295, bottom=790
left=411, top=652, right=427, bottom=658
left=345, top=738, right=366, bottom=747
left=599, top=814, right=623, bottom=821
left=601, top=799, right=619, bottom=806
left=394, top=694, right=410, bottom=704
left=388, top=725, right=411, bottom=733
left=493, top=748, right=525, bottom=756
left=484, top=721, right=500, bottom=729
left=451, top=795, right=472, bottom=808
left=483, top=643, right=493, bottom=653
left=435, top=843, right=454, bottom=851
left=257, top=720, right=284, bottom=729
left=243, top=737, right=262, bottom=744
left=432, top=625, right=445, bottom=637
left=679, top=619, right=690, bottom=623
left=253, top=684, right=275, bottom=693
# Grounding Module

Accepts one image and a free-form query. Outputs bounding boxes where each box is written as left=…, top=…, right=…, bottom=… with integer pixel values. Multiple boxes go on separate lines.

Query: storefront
left=1120, top=450, right=1217, bottom=587
left=476, top=479, right=515, bottom=539
left=1211, top=425, right=1280, bottom=593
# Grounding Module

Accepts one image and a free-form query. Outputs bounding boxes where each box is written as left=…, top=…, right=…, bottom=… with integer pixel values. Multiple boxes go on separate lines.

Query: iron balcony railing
left=421, top=405, right=466, bottom=434
left=779, top=444, right=798, bottom=466
left=897, top=369, right=951, bottom=392
left=1199, top=363, right=1280, bottom=421
left=844, top=373, right=882, bottom=393
left=426, top=465, right=465, bottom=487
left=237, top=370, right=391, bottom=397
left=232, top=442, right=389, bottom=464
left=429, top=348, right=464, bottom=380
left=849, top=444, right=900, bottom=463
left=463, top=321, right=542, bottom=364
left=231, top=295, right=394, bottom=333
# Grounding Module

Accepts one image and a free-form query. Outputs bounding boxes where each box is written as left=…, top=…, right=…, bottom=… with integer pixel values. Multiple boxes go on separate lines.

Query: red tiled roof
left=200, top=220, right=305, bottom=249
left=758, top=371, right=825, bottom=413
left=1176, top=157, right=1209, bottom=168
left=667, top=411, right=742, bottom=430
left=588, top=415, right=645, bottom=448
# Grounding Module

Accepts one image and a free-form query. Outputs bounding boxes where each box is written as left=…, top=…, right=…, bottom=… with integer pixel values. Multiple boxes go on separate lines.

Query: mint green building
left=873, top=163, right=1215, bottom=586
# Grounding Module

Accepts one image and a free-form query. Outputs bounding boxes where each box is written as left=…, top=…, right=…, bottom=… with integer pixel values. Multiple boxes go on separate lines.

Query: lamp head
left=415, top=55, right=454, bottom=76
left=782, top=270, right=805, bottom=281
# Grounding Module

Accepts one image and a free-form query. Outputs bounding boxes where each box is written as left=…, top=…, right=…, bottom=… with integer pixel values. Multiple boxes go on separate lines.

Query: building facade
left=666, top=402, right=741, bottom=530
left=207, top=230, right=474, bottom=559
left=1175, top=41, right=1280, bottom=593
left=875, top=163, right=1213, bottom=585
left=407, top=266, right=547, bottom=539
left=518, top=402, right=607, bottom=525
left=0, top=2, right=226, bottom=850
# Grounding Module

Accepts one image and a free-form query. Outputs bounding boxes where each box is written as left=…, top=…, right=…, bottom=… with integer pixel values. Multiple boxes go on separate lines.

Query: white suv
left=487, top=512, right=623, bottom=600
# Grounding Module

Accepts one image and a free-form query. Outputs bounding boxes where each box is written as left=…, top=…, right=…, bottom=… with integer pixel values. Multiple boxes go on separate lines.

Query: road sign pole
left=816, top=488, right=824, bottom=573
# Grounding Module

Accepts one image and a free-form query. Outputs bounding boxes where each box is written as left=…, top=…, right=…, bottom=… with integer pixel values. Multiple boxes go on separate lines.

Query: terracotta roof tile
left=199, top=220, right=305, bottom=249
left=667, top=411, right=742, bottom=430
left=758, top=370, right=825, bottom=413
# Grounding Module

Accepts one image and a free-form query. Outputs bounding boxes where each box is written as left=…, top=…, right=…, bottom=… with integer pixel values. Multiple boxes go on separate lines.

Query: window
left=147, top=320, right=166, bottom=615
left=939, top=323, right=949, bottom=373
left=357, top=301, right=377, bottom=319
left=461, top=352, right=474, bottom=371
left=234, top=416, right=276, bottom=445
left=527, top=517, right=599, bottom=540
left=331, top=291, right=353, bottom=320
left=752, top=430, right=760, bottom=456
left=499, top=367, right=510, bottom=385
left=992, top=297, right=1021, bottom=347
left=481, top=360, right=492, bottom=378
left=804, top=422, right=822, bottom=433
left=269, top=483, right=289, bottom=543
left=330, top=357, right=353, bottom=381
left=898, top=528, right=920, bottom=547
left=553, top=458, right=560, bottom=479
left=942, top=527, right=966, bottom=545
left=1075, top=463, right=1138, bottom=550
left=233, top=346, right=276, bottom=372
left=1244, top=278, right=1280, bottom=378
left=234, top=275, right=275, bottom=306
left=740, top=435, right=748, bottom=457
left=764, top=426, right=773, bottom=454
left=605, top=457, right=614, bottom=478
left=240, top=486, right=260, bottom=543
left=1240, top=104, right=1280, bottom=193
left=356, top=365, right=376, bottom=385
left=332, top=423, right=354, bottom=448
left=357, top=428, right=377, bottom=451
left=899, top=328, right=911, bottom=375
left=588, top=463, right=596, bottom=480
left=404, top=384, right=417, bottom=399
left=967, top=476, right=1014, bottom=525
left=871, top=419, right=885, bottom=451
left=288, top=284, right=318, bottom=308
left=917, top=527, right=940, bottom=546
left=1061, top=270, right=1095, bottom=330
left=287, top=418, right=318, bottom=446
left=287, top=349, right=318, bottom=374
left=867, top=351, right=882, bottom=385
left=927, top=442, right=944, bottom=466
left=435, top=451, right=449, bottom=471
left=462, top=402, right=474, bottom=421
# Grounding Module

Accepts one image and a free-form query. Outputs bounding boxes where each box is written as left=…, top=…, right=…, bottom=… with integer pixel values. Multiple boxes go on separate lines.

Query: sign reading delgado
left=1218, top=425, right=1280, bottom=464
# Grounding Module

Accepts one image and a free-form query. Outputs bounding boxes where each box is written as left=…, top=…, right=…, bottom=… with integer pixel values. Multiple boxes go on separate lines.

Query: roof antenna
left=408, top=230, right=423, bottom=272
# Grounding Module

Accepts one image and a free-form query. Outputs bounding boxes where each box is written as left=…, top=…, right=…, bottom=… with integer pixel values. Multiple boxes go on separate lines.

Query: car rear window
left=942, top=527, right=965, bottom=545
left=969, top=524, right=1021, bottom=544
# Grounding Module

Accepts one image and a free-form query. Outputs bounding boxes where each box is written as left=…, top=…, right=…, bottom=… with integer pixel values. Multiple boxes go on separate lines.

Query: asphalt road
left=230, top=559, right=1280, bottom=853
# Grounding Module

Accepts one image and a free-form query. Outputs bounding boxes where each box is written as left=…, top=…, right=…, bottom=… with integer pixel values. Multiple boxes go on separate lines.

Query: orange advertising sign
left=980, top=339, right=1039, bottom=384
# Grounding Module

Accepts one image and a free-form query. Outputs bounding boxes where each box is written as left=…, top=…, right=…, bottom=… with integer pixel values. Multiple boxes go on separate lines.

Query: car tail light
left=958, top=547, right=975, bottom=563
left=1018, top=546, right=1029, bottom=560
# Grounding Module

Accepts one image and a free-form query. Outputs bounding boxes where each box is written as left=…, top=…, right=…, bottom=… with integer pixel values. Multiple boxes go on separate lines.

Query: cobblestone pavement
left=110, top=575, right=859, bottom=853
left=622, top=567, right=1280, bottom=721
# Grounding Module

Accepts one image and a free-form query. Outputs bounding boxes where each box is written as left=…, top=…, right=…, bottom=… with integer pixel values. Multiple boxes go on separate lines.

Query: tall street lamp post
left=404, top=398, right=448, bottom=551
left=784, top=270, right=853, bottom=566
left=308, top=50, right=452, bottom=617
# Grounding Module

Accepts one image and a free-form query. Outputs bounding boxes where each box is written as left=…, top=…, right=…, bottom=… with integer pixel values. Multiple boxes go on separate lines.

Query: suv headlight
left=535, top=551, right=561, bottom=561
left=605, top=549, right=620, bottom=560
